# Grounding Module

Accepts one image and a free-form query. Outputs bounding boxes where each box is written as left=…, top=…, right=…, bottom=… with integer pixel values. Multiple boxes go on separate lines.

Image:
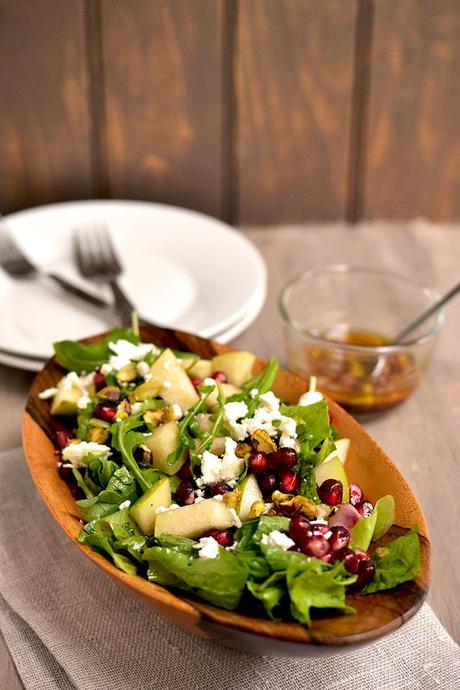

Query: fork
left=73, top=224, right=146, bottom=326
left=0, top=218, right=110, bottom=311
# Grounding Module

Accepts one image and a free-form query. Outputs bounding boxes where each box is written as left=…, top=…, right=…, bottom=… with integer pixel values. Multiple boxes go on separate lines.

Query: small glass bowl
left=279, top=266, right=444, bottom=414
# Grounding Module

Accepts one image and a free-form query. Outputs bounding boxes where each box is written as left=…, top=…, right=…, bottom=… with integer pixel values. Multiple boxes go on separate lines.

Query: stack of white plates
left=0, top=201, right=267, bottom=372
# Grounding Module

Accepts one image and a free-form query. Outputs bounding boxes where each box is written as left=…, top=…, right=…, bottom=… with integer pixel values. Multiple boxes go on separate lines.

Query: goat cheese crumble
left=193, top=536, right=220, bottom=560
left=61, top=441, right=111, bottom=467
left=223, top=392, right=298, bottom=448
left=108, top=339, right=158, bottom=371
left=261, top=530, right=295, bottom=551
left=137, top=360, right=152, bottom=379
left=197, top=438, right=244, bottom=487
left=38, top=387, right=58, bottom=400
left=298, top=390, right=323, bottom=406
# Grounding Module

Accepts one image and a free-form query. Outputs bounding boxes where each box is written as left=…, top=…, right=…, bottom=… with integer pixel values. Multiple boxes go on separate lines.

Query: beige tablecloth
left=0, top=447, right=459, bottom=690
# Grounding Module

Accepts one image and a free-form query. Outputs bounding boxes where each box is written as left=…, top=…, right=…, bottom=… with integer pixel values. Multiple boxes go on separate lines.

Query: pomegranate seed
left=279, top=468, right=301, bottom=494
left=354, top=547, right=371, bottom=564
left=328, top=525, right=351, bottom=552
left=93, top=370, right=106, bottom=390
left=342, top=549, right=361, bottom=574
left=318, top=479, right=343, bottom=505
left=55, top=429, right=73, bottom=449
left=302, top=535, right=331, bottom=559
left=58, top=463, right=73, bottom=481
left=258, top=473, right=278, bottom=497
left=93, top=402, right=117, bottom=422
left=355, top=561, right=375, bottom=589
left=209, top=481, right=232, bottom=496
left=211, top=371, right=228, bottom=383
left=332, top=545, right=353, bottom=563
left=349, top=483, right=364, bottom=506
left=321, top=552, right=333, bottom=564
left=175, top=481, right=195, bottom=506
left=289, top=515, right=312, bottom=547
left=191, top=378, right=203, bottom=388
left=248, top=452, right=268, bottom=475
left=205, top=529, right=234, bottom=547
left=357, top=500, right=374, bottom=517
left=177, top=462, right=193, bottom=480
left=268, top=447, right=297, bottom=470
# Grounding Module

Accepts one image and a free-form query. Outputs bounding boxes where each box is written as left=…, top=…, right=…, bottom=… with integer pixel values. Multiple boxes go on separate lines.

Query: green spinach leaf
left=364, top=527, right=421, bottom=594
left=54, top=328, right=139, bottom=373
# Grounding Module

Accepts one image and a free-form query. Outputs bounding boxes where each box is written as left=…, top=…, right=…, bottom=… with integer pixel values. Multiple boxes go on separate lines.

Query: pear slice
left=143, top=421, right=187, bottom=475
left=130, top=477, right=172, bottom=535
left=154, top=498, right=236, bottom=538
left=238, top=474, right=263, bottom=521
left=211, top=351, right=256, bottom=387
left=149, top=348, right=199, bottom=411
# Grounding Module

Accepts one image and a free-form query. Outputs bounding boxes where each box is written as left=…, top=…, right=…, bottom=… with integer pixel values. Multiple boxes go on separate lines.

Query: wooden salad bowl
left=22, top=325, right=430, bottom=656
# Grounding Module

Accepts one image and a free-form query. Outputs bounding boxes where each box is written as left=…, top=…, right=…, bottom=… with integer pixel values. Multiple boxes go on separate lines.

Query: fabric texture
left=0, top=447, right=459, bottom=690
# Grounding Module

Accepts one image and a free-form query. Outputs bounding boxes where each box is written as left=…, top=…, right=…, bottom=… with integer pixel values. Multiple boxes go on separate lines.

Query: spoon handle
left=394, top=281, right=460, bottom=343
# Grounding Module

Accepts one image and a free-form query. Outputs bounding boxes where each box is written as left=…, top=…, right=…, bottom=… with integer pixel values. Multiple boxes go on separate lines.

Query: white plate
left=0, top=280, right=265, bottom=371
left=0, top=200, right=266, bottom=360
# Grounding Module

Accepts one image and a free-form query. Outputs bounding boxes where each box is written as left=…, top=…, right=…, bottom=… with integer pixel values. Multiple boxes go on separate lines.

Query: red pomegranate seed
left=248, top=452, right=268, bottom=475
left=288, top=515, right=312, bottom=547
left=177, top=462, right=193, bottom=480
left=191, top=378, right=203, bottom=388
left=321, top=552, right=333, bottom=564
left=205, top=529, right=234, bottom=547
left=211, top=371, right=228, bottom=383
left=317, top=479, right=343, bottom=506
left=93, top=370, right=106, bottom=390
left=55, top=429, right=73, bottom=449
left=328, top=525, right=351, bottom=552
left=58, top=463, right=73, bottom=481
left=357, top=501, right=374, bottom=517
left=342, top=549, right=361, bottom=574
left=279, top=468, right=301, bottom=494
left=209, top=481, right=232, bottom=496
left=175, top=481, right=195, bottom=506
left=354, top=547, right=371, bottom=564
left=258, top=473, right=278, bottom=497
left=268, top=447, right=297, bottom=470
left=349, top=483, right=364, bottom=506
left=93, top=402, right=117, bottom=422
left=302, top=535, right=331, bottom=559
left=355, top=561, right=375, bottom=589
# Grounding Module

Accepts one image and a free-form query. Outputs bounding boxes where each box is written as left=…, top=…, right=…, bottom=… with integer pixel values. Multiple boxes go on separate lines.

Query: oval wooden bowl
left=22, top=325, right=430, bottom=656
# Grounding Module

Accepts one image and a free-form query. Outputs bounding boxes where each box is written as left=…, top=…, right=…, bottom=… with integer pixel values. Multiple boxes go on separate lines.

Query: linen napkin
left=0, top=448, right=459, bottom=690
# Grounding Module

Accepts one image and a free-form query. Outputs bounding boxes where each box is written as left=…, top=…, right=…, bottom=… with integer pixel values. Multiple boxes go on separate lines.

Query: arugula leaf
left=78, top=512, right=139, bottom=575
left=77, top=466, right=138, bottom=522
left=113, top=416, right=154, bottom=493
left=166, top=387, right=214, bottom=467
left=247, top=572, right=286, bottom=620
left=253, top=516, right=290, bottom=542
left=281, top=400, right=331, bottom=453
left=364, top=527, right=421, bottom=594
left=54, top=328, right=139, bottom=373
left=86, top=457, right=119, bottom=491
left=287, top=558, right=356, bottom=626
left=143, top=547, right=249, bottom=610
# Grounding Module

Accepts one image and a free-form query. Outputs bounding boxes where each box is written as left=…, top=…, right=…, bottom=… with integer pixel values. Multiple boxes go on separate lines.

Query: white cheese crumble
left=229, top=507, right=242, bottom=528
left=137, top=360, right=152, bottom=379
left=298, top=390, right=323, bottom=406
left=130, top=402, right=143, bottom=415
left=61, top=441, right=111, bottom=467
left=226, top=541, right=238, bottom=552
left=203, top=377, right=217, bottom=387
left=38, top=387, right=58, bottom=400
left=261, top=530, right=295, bottom=551
left=100, top=363, right=112, bottom=376
left=224, top=391, right=298, bottom=448
left=249, top=388, right=259, bottom=398
left=119, top=500, right=131, bottom=510
left=77, top=395, right=92, bottom=410
left=169, top=403, right=183, bottom=420
left=108, top=339, right=158, bottom=371
left=212, top=494, right=224, bottom=502
left=193, top=536, right=220, bottom=560
left=198, top=438, right=244, bottom=486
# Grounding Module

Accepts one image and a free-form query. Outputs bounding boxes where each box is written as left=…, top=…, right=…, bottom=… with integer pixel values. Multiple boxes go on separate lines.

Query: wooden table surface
left=1, top=223, right=459, bottom=686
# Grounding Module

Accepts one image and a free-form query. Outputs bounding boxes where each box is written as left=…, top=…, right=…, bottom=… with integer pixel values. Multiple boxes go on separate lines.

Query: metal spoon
left=393, top=280, right=460, bottom=344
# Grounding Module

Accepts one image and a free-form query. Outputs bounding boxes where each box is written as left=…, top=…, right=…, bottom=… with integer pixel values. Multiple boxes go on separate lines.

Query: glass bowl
left=279, top=266, right=444, bottom=414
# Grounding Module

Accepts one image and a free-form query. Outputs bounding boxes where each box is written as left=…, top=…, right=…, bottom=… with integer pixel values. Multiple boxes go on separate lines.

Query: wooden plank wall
left=1, top=0, right=460, bottom=224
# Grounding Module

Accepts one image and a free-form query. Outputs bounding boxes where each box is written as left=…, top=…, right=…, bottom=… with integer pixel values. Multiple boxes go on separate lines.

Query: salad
left=38, top=323, right=421, bottom=627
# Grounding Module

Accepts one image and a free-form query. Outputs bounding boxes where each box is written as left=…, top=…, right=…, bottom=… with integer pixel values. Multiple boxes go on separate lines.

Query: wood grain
left=99, top=0, right=225, bottom=217
left=363, top=0, right=460, bottom=220
left=0, top=0, right=92, bottom=213
left=235, top=0, right=356, bottom=224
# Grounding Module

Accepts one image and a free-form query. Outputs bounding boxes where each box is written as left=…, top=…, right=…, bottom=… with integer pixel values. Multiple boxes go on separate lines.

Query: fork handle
left=47, top=272, right=110, bottom=309
left=109, top=280, right=139, bottom=326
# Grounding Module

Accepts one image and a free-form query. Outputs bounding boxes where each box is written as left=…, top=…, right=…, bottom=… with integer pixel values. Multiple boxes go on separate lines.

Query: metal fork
left=0, top=217, right=110, bottom=311
left=73, top=224, right=143, bottom=326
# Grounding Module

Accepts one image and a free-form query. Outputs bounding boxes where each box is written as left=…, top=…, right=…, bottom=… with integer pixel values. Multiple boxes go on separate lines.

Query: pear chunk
left=150, top=349, right=199, bottom=411
left=154, top=498, right=236, bottom=538
left=211, top=351, right=256, bottom=387
left=130, top=478, right=172, bottom=535
left=143, top=421, right=187, bottom=475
